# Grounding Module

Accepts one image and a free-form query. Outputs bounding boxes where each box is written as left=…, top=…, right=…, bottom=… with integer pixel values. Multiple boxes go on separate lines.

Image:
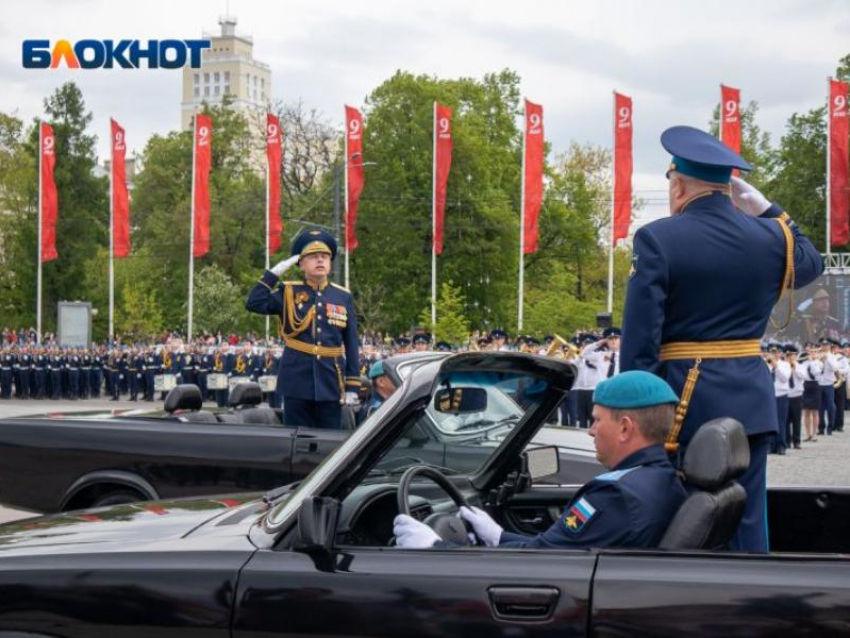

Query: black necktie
left=790, top=368, right=795, bottom=389
left=607, top=353, right=617, bottom=378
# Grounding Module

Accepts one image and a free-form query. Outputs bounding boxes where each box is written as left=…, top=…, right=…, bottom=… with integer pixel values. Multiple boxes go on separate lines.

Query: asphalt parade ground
left=0, top=398, right=848, bottom=525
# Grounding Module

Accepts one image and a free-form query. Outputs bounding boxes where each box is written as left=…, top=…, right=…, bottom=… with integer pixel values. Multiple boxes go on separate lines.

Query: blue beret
left=292, top=228, right=338, bottom=260
left=661, top=125, right=752, bottom=184
left=593, top=371, right=679, bottom=409
left=368, top=360, right=386, bottom=379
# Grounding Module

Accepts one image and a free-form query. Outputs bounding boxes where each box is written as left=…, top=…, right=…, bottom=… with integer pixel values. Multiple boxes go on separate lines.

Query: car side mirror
left=523, top=446, right=560, bottom=482
left=433, top=387, right=488, bottom=415
left=293, top=496, right=339, bottom=571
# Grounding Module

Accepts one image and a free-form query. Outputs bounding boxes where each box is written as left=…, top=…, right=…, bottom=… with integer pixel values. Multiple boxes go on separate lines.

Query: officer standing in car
left=246, top=228, right=361, bottom=428
left=620, top=126, right=823, bottom=552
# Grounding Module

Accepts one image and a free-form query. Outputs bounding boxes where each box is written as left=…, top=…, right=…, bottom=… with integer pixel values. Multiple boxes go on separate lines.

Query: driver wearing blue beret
left=394, top=371, right=688, bottom=549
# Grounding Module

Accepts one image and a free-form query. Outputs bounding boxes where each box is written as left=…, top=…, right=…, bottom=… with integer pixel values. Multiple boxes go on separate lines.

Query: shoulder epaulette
left=331, top=282, right=351, bottom=293
left=283, top=280, right=305, bottom=286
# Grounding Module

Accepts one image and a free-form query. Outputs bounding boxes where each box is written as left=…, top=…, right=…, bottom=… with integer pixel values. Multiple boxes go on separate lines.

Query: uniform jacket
left=499, top=445, right=687, bottom=549
left=246, top=271, right=360, bottom=402
left=621, top=194, right=823, bottom=443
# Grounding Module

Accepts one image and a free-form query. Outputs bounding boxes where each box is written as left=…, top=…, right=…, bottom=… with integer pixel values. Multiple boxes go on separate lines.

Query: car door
left=590, top=550, right=850, bottom=636
left=233, top=545, right=597, bottom=636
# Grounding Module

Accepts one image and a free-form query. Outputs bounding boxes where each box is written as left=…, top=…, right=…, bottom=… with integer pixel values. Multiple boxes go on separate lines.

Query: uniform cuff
left=345, top=377, right=361, bottom=388
left=759, top=203, right=784, bottom=219
left=259, top=270, right=279, bottom=290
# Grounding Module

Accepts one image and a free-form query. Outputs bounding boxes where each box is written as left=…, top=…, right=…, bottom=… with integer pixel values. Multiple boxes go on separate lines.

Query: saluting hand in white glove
left=459, top=505, right=503, bottom=547
left=270, top=254, right=300, bottom=277
left=730, top=176, right=771, bottom=217
left=393, top=514, right=441, bottom=548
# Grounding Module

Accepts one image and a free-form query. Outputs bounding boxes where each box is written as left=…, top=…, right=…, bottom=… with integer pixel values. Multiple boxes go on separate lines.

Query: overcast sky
left=3, top=0, right=849, bottom=224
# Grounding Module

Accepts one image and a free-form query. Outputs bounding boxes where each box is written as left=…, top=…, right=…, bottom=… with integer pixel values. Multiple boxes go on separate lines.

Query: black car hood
left=0, top=493, right=260, bottom=555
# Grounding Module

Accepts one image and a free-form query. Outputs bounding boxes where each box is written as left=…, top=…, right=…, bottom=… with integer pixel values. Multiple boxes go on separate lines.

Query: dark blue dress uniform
left=143, top=351, right=159, bottom=401
left=49, top=353, right=63, bottom=399
left=0, top=351, right=13, bottom=399
left=246, top=229, right=360, bottom=428
left=621, top=126, right=824, bottom=553
left=212, top=349, right=234, bottom=408
left=89, top=353, right=102, bottom=398
left=499, top=445, right=687, bottom=549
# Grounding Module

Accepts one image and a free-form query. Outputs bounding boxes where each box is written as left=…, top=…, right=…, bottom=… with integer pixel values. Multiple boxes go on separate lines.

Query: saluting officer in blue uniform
left=246, top=228, right=361, bottom=429
left=620, top=126, right=824, bottom=553
left=394, top=372, right=688, bottom=549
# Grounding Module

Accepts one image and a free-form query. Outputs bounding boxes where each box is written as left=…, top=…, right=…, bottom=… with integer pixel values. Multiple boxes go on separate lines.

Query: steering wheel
left=396, top=465, right=475, bottom=546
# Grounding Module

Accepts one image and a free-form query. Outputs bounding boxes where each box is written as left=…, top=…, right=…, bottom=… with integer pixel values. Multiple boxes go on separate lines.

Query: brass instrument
left=546, top=334, right=569, bottom=358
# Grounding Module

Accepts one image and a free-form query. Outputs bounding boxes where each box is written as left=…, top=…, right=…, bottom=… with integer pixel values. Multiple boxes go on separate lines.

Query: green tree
left=351, top=69, right=522, bottom=333
left=191, top=264, right=243, bottom=335
left=131, top=96, right=266, bottom=333
left=116, top=283, right=165, bottom=341
left=419, top=280, right=471, bottom=344
left=0, top=83, right=107, bottom=333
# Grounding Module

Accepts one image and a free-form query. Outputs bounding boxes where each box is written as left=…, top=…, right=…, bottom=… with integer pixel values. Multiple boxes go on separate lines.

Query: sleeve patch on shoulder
left=564, top=497, right=597, bottom=533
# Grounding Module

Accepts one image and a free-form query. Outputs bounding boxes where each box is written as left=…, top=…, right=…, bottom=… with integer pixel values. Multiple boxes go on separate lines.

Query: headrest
left=164, top=384, right=203, bottom=413
left=228, top=382, right=263, bottom=407
left=682, top=418, right=750, bottom=490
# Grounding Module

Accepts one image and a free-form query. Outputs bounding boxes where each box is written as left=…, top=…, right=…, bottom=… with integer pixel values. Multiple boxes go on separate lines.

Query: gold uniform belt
left=283, top=336, right=344, bottom=358
left=659, top=339, right=761, bottom=453
left=659, top=339, right=762, bottom=361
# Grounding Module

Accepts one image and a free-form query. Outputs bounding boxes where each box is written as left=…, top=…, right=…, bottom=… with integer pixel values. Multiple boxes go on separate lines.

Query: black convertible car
left=0, top=352, right=848, bottom=636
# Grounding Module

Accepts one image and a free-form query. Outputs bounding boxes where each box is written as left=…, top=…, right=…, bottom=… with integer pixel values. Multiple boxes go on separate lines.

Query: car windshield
left=365, top=370, right=549, bottom=482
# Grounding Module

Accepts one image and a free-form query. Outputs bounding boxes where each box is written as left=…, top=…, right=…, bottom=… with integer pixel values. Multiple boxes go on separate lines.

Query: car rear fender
left=60, top=470, right=160, bottom=511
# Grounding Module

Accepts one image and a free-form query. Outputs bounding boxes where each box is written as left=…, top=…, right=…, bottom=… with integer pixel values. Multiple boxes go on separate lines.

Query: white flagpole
left=265, top=131, right=271, bottom=342
left=607, top=92, right=615, bottom=314
left=37, top=123, right=43, bottom=344
left=718, top=85, right=723, bottom=145
left=518, top=101, right=527, bottom=331
left=344, top=116, right=350, bottom=289
left=827, top=77, right=832, bottom=256
left=109, top=123, right=115, bottom=344
left=188, top=117, right=197, bottom=342
left=431, top=101, right=437, bottom=327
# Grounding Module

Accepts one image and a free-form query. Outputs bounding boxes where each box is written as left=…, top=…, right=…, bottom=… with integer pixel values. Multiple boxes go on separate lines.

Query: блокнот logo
left=22, top=39, right=211, bottom=69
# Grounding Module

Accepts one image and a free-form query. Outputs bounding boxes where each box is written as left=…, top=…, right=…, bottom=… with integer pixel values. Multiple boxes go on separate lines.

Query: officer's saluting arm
left=759, top=203, right=824, bottom=288
left=620, top=227, right=668, bottom=374
left=246, top=254, right=301, bottom=317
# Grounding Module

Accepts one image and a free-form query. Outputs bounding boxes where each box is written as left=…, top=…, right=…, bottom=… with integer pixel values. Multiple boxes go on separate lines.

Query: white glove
left=344, top=391, right=360, bottom=405
left=270, top=254, right=300, bottom=277
left=459, top=505, right=503, bottom=547
left=730, top=176, right=771, bottom=217
left=393, top=514, right=440, bottom=548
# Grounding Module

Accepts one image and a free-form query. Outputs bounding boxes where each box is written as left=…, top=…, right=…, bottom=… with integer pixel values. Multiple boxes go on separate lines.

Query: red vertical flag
left=192, top=114, right=212, bottom=257
left=111, top=119, right=130, bottom=258
left=830, top=78, right=850, bottom=247
left=522, top=100, right=544, bottom=254
left=40, top=122, right=58, bottom=262
left=720, top=84, right=742, bottom=154
left=612, top=92, right=633, bottom=245
left=433, top=103, right=453, bottom=255
left=266, top=114, right=283, bottom=255
left=345, top=106, right=365, bottom=252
